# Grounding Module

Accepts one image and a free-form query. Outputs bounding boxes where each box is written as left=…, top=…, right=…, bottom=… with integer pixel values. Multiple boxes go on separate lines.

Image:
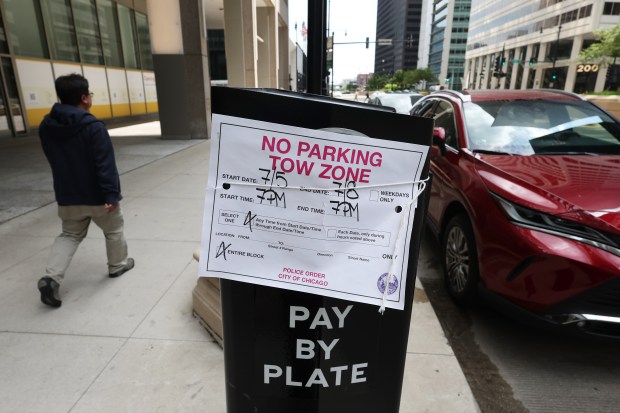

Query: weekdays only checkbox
left=327, top=229, right=337, bottom=238
left=370, top=190, right=379, bottom=201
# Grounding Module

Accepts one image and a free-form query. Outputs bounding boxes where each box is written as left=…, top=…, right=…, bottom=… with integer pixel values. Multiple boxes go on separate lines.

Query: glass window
left=40, top=0, right=79, bottom=61
left=4, top=0, right=48, bottom=58
left=208, top=29, right=227, bottom=80
left=72, top=0, right=103, bottom=65
left=464, top=99, right=620, bottom=155
left=0, top=8, right=10, bottom=54
left=96, top=0, right=123, bottom=67
left=434, top=101, right=458, bottom=148
left=134, top=12, right=152, bottom=70
left=2, top=57, right=26, bottom=132
left=117, top=4, right=139, bottom=69
left=602, top=2, right=620, bottom=15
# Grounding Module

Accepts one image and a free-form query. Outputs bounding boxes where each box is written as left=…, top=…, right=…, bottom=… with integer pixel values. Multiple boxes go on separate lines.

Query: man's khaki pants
left=45, top=205, right=128, bottom=284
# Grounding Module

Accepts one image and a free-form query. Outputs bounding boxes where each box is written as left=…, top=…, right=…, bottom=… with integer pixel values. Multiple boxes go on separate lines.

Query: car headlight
left=491, top=193, right=620, bottom=258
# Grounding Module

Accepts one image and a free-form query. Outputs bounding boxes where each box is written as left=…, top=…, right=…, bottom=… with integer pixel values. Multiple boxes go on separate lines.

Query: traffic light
left=366, top=37, right=369, bottom=48
left=551, top=71, right=557, bottom=80
left=493, top=56, right=501, bottom=74
left=446, top=78, right=451, bottom=83
left=501, top=57, right=506, bottom=66
left=529, top=57, right=537, bottom=66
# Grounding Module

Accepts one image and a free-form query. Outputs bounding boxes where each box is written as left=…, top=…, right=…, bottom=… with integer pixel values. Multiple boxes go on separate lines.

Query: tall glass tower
left=429, top=0, right=471, bottom=89
left=374, top=0, right=424, bottom=76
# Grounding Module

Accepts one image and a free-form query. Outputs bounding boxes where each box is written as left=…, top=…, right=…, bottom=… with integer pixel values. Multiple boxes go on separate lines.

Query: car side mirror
left=433, top=127, right=447, bottom=155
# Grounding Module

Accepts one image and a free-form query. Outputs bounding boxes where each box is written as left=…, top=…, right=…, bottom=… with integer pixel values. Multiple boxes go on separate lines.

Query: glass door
left=0, top=4, right=27, bottom=137
left=0, top=57, right=26, bottom=135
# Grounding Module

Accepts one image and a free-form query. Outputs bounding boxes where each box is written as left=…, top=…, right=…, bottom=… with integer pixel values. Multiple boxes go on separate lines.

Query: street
left=416, top=230, right=620, bottom=413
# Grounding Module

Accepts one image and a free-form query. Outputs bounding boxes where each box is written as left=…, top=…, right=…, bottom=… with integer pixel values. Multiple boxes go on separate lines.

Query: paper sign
left=199, top=114, right=428, bottom=310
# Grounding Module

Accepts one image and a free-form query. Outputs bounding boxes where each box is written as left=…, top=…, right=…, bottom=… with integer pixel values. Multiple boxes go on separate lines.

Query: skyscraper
left=428, top=0, right=472, bottom=90
left=374, top=0, right=424, bottom=76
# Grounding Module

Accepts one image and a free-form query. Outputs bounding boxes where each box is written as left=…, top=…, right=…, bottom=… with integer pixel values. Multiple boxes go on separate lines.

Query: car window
left=377, top=94, right=423, bottom=114
left=412, top=99, right=436, bottom=117
left=463, top=99, right=620, bottom=155
left=433, top=101, right=458, bottom=148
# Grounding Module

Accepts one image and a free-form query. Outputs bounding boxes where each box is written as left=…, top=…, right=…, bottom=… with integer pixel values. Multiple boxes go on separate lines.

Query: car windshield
left=463, top=99, right=620, bottom=155
left=379, top=94, right=423, bottom=114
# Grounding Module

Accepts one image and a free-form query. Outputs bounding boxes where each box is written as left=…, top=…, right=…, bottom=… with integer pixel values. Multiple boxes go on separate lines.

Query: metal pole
left=307, top=0, right=328, bottom=95
left=550, top=25, right=561, bottom=88
left=331, top=32, right=334, bottom=96
left=552, top=25, right=562, bottom=70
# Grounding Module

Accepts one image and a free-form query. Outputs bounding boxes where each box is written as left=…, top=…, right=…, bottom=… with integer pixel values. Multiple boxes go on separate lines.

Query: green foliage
left=588, top=90, right=620, bottom=96
left=367, top=68, right=438, bottom=91
left=367, top=73, right=390, bottom=90
left=579, top=24, right=620, bottom=66
left=392, top=70, right=406, bottom=89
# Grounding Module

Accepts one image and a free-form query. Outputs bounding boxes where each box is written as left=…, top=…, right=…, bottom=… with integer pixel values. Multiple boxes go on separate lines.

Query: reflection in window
left=117, top=5, right=139, bottom=69
left=4, top=0, right=48, bottom=58
left=208, top=29, right=228, bottom=80
left=135, top=12, right=153, bottom=70
left=40, top=0, right=79, bottom=62
left=96, top=0, right=123, bottom=67
left=0, top=8, right=9, bottom=54
left=2, top=58, right=26, bottom=132
left=73, top=0, right=103, bottom=65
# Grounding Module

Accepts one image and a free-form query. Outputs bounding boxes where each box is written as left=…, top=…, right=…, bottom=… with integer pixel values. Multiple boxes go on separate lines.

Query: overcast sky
left=289, top=0, right=378, bottom=84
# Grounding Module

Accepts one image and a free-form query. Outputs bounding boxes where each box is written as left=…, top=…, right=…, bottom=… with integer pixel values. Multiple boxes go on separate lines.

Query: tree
left=412, top=68, right=438, bottom=84
left=579, top=24, right=620, bottom=66
left=367, top=73, right=390, bottom=90
left=403, top=68, right=438, bottom=89
left=392, top=70, right=406, bottom=89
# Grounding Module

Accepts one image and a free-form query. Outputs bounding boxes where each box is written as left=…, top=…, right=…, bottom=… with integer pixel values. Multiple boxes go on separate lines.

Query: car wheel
left=441, top=214, right=480, bottom=306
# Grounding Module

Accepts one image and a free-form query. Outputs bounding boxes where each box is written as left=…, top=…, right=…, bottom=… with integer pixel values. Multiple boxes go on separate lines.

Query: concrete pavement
left=0, top=121, right=478, bottom=412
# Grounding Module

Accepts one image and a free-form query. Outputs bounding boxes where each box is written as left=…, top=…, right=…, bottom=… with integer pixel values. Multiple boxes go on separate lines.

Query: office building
left=0, top=0, right=289, bottom=139
left=0, top=0, right=156, bottom=137
left=374, top=0, right=424, bottom=76
left=464, top=0, right=620, bottom=92
left=428, top=0, right=471, bottom=90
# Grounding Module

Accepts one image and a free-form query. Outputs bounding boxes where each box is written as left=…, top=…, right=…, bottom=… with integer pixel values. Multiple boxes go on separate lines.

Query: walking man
left=37, top=73, right=134, bottom=308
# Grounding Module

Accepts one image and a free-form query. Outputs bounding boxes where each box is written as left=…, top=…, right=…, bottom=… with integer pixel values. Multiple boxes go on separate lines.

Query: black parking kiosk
left=206, top=87, right=433, bottom=413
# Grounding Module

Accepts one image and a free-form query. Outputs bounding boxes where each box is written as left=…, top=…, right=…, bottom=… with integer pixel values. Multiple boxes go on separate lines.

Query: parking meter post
left=210, top=87, right=433, bottom=413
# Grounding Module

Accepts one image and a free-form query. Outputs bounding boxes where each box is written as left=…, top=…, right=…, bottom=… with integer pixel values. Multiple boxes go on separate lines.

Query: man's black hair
left=55, top=73, right=89, bottom=106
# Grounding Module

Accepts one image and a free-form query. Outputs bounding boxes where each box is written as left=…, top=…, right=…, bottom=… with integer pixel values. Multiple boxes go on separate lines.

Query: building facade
left=374, top=0, right=424, bottom=76
left=0, top=0, right=290, bottom=139
left=465, top=0, right=620, bottom=92
left=0, top=0, right=156, bottom=137
left=428, top=0, right=471, bottom=90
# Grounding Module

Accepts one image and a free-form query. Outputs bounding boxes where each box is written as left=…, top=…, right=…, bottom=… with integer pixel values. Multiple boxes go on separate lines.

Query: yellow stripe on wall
left=26, top=108, right=51, bottom=127
left=90, top=104, right=113, bottom=119
left=130, top=102, right=147, bottom=115
left=28, top=105, right=114, bottom=127
left=111, top=103, right=131, bottom=117
left=146, top=101, right=159, bottom=113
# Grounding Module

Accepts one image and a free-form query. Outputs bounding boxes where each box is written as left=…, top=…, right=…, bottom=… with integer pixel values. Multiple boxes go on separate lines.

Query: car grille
left=545, top=277, right=620, bottom=318
left=581, top=321, right=620, bottom=336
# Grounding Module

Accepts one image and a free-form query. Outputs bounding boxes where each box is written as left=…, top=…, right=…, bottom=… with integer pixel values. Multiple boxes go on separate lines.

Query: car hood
left=475, top=154, right=620, bottom=230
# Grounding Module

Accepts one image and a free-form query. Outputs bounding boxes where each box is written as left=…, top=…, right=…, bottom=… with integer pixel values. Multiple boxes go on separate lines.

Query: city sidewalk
left=0, top=121, right=478, bottom=412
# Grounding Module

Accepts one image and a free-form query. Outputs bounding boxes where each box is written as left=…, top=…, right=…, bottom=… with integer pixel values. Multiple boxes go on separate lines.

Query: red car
left=410, top=89, right=620, bottom=336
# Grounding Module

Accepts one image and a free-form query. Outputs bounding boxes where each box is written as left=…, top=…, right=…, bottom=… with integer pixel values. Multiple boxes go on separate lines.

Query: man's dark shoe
left=109, top=258, right=135, bottom=278
left=38, top=276, right=61, bottom=308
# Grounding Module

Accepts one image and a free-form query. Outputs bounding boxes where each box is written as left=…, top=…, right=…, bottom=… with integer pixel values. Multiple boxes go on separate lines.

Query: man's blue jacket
left=39, top=103, right=122, bottom=206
